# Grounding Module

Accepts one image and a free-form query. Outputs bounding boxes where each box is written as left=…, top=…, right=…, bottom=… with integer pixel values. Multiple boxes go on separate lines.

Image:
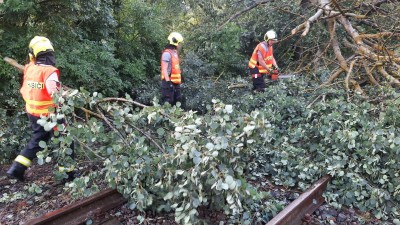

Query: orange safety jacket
left=161, top=49, right=182, bottom=84
left=20, top=62, right=59, bottom=117
left=248, top=42, right=274, bottom=74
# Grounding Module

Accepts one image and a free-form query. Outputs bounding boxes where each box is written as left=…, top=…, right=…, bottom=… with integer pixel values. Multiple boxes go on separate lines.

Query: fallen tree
left=216, top=0, right=399, bottom=97
left=291, top=0, right=400, bottom=93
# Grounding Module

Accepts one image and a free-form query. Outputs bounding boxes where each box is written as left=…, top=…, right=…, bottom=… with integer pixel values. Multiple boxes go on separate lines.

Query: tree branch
left=362, top=61, right=380, bottom=86
left=377, top=65, right=400, bottom=85
left=96, top=106, right=130, bottom=147
left=345, top=59, right=358, bottom=101
left=328, top=19, right=349, bottom=71
left=96, top=97, right=148, bottom=108
left=291, top=0, right=331, bottom=37
left=126, top=121, right=166, bottom=154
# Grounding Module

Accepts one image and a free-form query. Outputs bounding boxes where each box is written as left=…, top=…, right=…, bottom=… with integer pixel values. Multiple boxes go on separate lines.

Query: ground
left=0, top=163, right=386, bottom=225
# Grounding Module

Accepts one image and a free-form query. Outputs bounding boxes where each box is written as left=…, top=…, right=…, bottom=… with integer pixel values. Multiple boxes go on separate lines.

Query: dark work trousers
left=161, top=80, right=184, bottom=106
left=250, top=67, right=267, bottom=92
left=20, top=113, right=74, bottom=161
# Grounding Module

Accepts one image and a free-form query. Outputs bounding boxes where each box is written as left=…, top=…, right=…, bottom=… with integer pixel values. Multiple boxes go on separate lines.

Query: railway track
left=266, top=175, right=332, bottom=225
left=25, top=175, right=331, bottom=225
left=25, top=188, right=126, bottom=225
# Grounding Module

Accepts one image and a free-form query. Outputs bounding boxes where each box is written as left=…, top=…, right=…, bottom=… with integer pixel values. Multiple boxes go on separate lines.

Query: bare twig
left=228, top=83, right=248, bottom=89
left=96, top=106, right=130, bottom=147
left=291, top=0, right=331, bottom=37
left=306, top=95, right=324, bottom=108
left=362, top=61, right=380, bottom=86
left=73, top=135, right=105, bottom=160
left=345, top=59, right=358, bottom=101
left=96, top=97, right=148, bottom=108
left=215, top=71, right=224, bottom=83
left=126, top=121, right=166, bottom=154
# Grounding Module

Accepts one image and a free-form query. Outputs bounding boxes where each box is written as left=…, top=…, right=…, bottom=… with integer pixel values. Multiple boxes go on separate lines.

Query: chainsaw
left=278, top=74, right=297, bottom=79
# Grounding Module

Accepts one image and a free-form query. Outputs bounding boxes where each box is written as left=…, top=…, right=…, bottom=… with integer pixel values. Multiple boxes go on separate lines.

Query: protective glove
left=270, top=67, right=279, bottom=80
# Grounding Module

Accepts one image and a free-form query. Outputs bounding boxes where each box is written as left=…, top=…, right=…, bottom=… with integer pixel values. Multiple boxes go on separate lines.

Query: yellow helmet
left=264, top=30, right=277, bottom=41
left=29, top=36, right=54, bottom=58
left=168, top=32, right=183, bottom=46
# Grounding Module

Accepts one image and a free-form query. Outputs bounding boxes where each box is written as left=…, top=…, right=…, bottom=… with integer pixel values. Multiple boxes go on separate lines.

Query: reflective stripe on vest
left=15, top=155, right=32, bottom=167
left=20, top=62, right=59, bottom=117
left=161, top=49, right=182, bottom=84
left=248, top=42, right=273, bottom=73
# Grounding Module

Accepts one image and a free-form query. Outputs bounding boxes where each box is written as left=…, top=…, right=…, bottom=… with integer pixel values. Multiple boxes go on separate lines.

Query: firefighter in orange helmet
left=160, top=32, right=185, bottom=106
left=248, top=30, right=280, bottom=92
left=7, top=36, right=76, bottom=182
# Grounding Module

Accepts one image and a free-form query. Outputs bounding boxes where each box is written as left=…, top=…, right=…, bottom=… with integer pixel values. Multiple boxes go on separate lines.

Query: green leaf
left=164, top=192, right=173, bottom=200
left=129, top=203, right=136, bottom=210
left=394, top=137, right=400, bottom=145
left=157, top=128, right=165, bottom=136
left=193, top=157, right=201, bottom=165
left=205, top=143, right=214, bottom=150
left=38, top=141, right=47, bottom=148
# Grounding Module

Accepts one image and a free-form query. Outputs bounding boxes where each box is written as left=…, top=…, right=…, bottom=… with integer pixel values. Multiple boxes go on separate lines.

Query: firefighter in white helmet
left=160, top=32, right=185, bottom=106
left=248, top=30, right=280, bottom=92
left=7, top=36, right=76, bottom=182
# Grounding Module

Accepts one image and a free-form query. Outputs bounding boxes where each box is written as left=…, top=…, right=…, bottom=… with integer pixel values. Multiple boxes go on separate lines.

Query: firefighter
left=160, top=32, right=185, bottom=106
left=6, top=36, right=75, bottom=182
left=248, top=30, right=280, bottom=92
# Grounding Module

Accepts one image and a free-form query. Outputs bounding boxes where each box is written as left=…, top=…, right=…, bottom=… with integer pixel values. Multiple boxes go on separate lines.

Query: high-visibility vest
left=161, top=49, right=182, bottom=84
left=20, top=62, right=59, bottom=117
left=248, top=42, right=274, bottom=73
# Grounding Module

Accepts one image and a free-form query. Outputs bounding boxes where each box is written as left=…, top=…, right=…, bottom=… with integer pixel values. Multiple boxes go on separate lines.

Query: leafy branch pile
left=247, top=86, right=400, bottom=221
left=20, top=77, right=396, bottom=224
left=34, top=88, right=275, bottom=224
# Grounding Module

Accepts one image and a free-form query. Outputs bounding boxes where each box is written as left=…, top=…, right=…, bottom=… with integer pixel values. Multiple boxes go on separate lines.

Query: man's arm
left=161, top=52, right=172, bottom=82
left=161, top=60, right=171, bottom=81
left=45, top=72, right=60, bottom=95
left=272, top=57, right=279, bottom=69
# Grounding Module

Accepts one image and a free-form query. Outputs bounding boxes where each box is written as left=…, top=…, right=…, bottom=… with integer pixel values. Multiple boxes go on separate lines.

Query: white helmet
left=264, top=30, right=277, bottom=41
left=168, top=32, right=184, bottom=46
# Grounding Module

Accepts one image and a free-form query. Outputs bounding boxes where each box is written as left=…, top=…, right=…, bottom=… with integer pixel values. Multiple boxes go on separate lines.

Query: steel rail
left=25, top=175, right=331, bottom=225
left=25, top=188, right=126, bottom=225
left=266, top=175, right=332, bottom=225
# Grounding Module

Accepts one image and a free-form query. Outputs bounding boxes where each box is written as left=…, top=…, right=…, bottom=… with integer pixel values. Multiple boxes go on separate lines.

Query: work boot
left=6, top=162, right=27, bottom=182
left=66, top=170, right=79, bottom=180
left=60, top=170, right=80, bottom=184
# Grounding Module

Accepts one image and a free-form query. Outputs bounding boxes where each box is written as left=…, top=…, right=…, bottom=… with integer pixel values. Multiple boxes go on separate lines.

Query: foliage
left=0, top=109, right=30, bottom=164
left=65, top=172, right=102, bottom=199
left=0, top=190, right=26, bottom=204
left=25, top=77, right=398, bottom=224
left=1, top=0, right=400, bottom=224
left=39, top=88, right=274, bottom=224
left=114, top=0, right=167, bottom=85
left=245, top=83, right=400, bottom=221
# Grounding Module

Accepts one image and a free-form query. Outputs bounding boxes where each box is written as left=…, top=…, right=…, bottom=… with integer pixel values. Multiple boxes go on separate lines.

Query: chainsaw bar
left=278, top=74, right=297, bottom=79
